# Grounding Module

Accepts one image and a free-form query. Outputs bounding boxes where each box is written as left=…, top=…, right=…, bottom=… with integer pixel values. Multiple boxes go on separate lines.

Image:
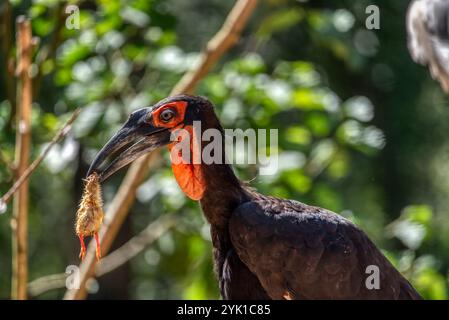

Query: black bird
left=407, top=0, right=449, bottom=92
left=88, top=95, right=422, bottom=300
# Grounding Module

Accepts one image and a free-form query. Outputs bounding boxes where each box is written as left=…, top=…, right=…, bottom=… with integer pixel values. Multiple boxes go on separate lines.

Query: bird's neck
left=168, top=122, right=249, bottom=228
left=199, top=162, right=248, bottom=227
left=198, top=162, right=248, bottom=279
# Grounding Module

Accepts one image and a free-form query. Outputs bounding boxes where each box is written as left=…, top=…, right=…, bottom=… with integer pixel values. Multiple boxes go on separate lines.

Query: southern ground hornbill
left=87, top=94, right=422, bottom=300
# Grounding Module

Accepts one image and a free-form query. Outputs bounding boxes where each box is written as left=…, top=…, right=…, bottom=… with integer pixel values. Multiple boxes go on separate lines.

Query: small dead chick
left=76, top=172, right=104, bottom=261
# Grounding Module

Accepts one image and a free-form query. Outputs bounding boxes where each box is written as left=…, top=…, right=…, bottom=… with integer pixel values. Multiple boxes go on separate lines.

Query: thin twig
left=1, top=109, right=81, bottom=207
left=11, top=16, right=33, bottom=300
left=96, top=215, right=177, bottom=276
left=63, top=0, right=258, bottom=300
left=27, top=273, right=67, bottom=297
left=28, top=215, right=176, bottom=297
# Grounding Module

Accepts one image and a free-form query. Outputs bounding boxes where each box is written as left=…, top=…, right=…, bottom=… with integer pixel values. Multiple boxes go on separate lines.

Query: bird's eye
left=160, top=109, right=175, bottom=122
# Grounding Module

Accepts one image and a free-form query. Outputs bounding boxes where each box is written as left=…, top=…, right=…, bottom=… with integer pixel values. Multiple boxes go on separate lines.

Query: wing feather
left=229, top=199, right=421, bottom=300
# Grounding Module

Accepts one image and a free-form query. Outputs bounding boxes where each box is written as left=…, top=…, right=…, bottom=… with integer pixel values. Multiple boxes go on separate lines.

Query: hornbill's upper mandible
left=88, top=95, right=422, bottom=300
left=407, top=0, right=449, bottom=92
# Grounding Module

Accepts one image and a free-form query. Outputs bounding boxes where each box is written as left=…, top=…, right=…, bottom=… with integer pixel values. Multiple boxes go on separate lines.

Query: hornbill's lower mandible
left=87, top=95, right=422, bottom=300
left=407, top=0, right=449, bottom=92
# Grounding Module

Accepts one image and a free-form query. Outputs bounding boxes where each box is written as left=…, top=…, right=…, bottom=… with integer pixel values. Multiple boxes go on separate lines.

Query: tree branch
left=28, top=215, right=176, bottom=297
left=63, top=0, right=258, bottom=300
left=27, top=273, right=67, bottom=298
left=11, top=16, right=33, bottom=300
left=96, top=215, right=177, bottom=276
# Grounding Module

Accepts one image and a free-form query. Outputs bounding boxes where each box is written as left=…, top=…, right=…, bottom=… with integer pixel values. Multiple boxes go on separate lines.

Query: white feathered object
left=407, top=0, right=449, bottom=92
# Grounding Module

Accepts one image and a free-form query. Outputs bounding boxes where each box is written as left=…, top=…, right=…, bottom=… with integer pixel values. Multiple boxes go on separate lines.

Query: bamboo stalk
left=11, top=16, right=33, bottom=300
left=63, top=0, right=258, bottom=300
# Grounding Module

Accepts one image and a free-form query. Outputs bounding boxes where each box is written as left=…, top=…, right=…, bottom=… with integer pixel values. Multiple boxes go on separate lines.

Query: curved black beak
left=87, top=107, right=171, bottom=182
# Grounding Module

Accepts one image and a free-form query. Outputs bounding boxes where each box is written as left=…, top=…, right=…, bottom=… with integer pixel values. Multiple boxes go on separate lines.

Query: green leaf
left=292, top=89, right=325, bottom=110
left=285, top=126, right=312, bottom=146
left=257, top=8, right=304, bottom=38
left=413, top=268, right=448, bottom=300
left=282, top=170, right=312, bottom=194
left=403, top=205, right=433, bottom=226
left=304, top=113, right=330, bottom=136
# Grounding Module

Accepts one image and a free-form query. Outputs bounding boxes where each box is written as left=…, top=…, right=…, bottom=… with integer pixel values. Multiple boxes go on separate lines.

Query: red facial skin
left=152, top=101, right=206, bottom=200
left=152, top=101, right=188, bottom=128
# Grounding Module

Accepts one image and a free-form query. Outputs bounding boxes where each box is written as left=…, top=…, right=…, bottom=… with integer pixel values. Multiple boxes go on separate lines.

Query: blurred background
left=1, top=0, right=449, bottom=299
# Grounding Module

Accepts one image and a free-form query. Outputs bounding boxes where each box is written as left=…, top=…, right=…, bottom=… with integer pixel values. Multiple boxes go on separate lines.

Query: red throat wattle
left=168, top=125, right=206, bottom=201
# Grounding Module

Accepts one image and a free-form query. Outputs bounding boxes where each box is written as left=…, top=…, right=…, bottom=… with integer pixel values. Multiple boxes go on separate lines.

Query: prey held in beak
left=87, top=107, right=171, bottom=182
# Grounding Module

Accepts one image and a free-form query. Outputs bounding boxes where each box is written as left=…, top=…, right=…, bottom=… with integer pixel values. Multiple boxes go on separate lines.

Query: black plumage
left=188, top=96, right=422, bottom=300
left=89, top=95, right=422, bottom=300
left=200, top=170, right=421, bottom=299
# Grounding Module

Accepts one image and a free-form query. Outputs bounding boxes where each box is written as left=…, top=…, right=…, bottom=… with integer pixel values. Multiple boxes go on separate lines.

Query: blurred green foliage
left=1, top=0, right=449, bottom=299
